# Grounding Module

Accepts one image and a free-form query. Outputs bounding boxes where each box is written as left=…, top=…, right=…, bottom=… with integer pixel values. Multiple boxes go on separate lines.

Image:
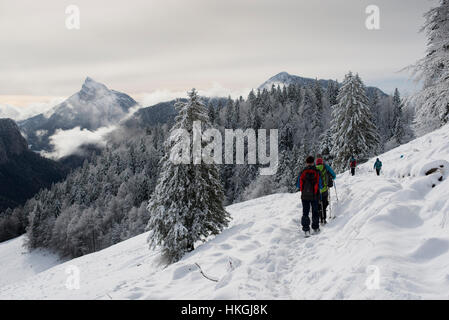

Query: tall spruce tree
left=224, top=96, right=234, bottom=127
left=146, top=89, right=230, bottom=263
left=326, top=80, right=339, bottom=106
left=319, top=128, right=333, bottom=162
left=392, top=88, right=405, bottom=143
left=410, top=0, right=449, bottom=134
left=392, top=89, right=405, bottom=144
left=369, top=91, right=380, bottom=134
left=331, top=72, right=380, bottom=172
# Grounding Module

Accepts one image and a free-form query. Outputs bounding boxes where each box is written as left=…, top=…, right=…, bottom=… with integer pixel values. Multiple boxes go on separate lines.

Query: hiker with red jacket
left=349, top=156, right=357, bottom=176
left=296, top=156, right=323, bottom=237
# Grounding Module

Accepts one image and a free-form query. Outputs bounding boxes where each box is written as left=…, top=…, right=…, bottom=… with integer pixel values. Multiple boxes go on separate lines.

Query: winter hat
left=316, top=158, right=324, bottom=165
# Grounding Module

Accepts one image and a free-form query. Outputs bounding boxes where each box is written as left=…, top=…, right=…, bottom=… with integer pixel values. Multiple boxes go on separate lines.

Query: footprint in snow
left=410, top=238, right=449, bottom=261
left=220, top=243, right=232, bottom=250
left=235, top=235, right=250, bottom=241
left=127, top=291, right=144, bottom=300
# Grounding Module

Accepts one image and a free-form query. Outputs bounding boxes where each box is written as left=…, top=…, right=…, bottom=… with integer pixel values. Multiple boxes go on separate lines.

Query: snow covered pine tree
left=392, top=88, right=405, bottom=144
left=330, top=72, right=380, bottom=172
left=409, top=0, right=449, bottom=135
left=146, top=89, right=231, bottom=263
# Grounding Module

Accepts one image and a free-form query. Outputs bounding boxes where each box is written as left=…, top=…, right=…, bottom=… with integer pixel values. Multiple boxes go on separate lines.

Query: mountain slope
left=124, top=97, right=228, bottom=129
left=0, top=119, right=67, bottom=212
left=0, top=118, right=28, bottom=164
left=259, top=71, right=387, bottom=99
left=1, top=124, right=449, bottom=299
left=18, top=78, right=138, bottom=152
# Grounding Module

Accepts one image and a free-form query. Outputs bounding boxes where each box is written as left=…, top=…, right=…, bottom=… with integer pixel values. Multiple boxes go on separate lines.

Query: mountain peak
left=267, top=72, right=292, bottom=81
left=273, top=71, right=291, bottom=78
left=84, top=76, right=107, bottom=84
left=259, top=71, right=387, bottom=97
left=259, top=71, right=308, bottom=90
left=80, top=77, right=109, bottom=100
left=18, top=78, right=138, bottom=153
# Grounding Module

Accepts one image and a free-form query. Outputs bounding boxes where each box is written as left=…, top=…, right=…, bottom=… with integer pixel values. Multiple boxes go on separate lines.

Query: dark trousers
left=301, top=199, right=320, bottom=231
left=318, top=191, right=329, bottom=222
left=376, top=168, right=380, bottom=176
left=351, top=167, right=355, bottom=176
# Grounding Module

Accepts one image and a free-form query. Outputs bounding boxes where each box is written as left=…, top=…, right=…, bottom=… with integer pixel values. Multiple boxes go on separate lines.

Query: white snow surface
left=1, top=124, right=449, bottom=299
left=0, top=236, right=62, bottom=288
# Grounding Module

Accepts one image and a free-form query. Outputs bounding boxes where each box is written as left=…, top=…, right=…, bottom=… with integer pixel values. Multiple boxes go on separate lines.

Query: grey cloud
left=0, top=0, right=438, bottom=96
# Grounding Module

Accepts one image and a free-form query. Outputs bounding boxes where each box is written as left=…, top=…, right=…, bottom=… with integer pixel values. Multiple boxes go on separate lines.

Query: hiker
left=374, top=158, right=382, bottom=176
left=296, top=156, right=322, bottom=237
left=315, top=156, right=336, bottom=225
left=349, top=156, right=357, bottom=176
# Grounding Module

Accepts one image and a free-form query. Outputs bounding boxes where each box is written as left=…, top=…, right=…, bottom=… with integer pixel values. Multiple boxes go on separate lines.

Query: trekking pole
left=334, top=181, right=339, bottom=202
left=329, top=192, right=332, bottom=219
left=320, top=200, right=325, bottom=223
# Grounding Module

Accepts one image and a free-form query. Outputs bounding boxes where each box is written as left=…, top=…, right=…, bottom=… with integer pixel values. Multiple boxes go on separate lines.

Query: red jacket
left=350, top=159, right=357, bottom=168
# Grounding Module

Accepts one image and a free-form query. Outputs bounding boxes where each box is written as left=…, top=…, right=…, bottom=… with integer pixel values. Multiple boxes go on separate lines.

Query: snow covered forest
left=0, top=72, right=414, bottom=258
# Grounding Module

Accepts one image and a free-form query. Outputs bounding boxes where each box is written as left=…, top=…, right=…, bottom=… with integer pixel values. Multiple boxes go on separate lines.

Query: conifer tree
left=207, top=102, right=216, bottom=124
left=326, top=80, right=339, bottom=106
left=319, top=128, right=333, bottom=162
left=302, top=88, right=321, bottom=154
left=224, top=96, right=234, bottom=127
left=392, top=89, right=405, bottom=144
left=369, top=91, right=380, bottom=131
left=410, top=0, right=449, bottom=134
left=146, top=89, right=230, bottom=263
left=314, top=79, right=324, bottom=113
left=331, top=72, right=380, bottom=172
left=391, top=88, right=405, bottom=143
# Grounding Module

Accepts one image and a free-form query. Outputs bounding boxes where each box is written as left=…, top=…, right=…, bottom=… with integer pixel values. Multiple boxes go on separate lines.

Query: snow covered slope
left=0, top=236, right=61, bottom=288
left=1, top=124, right=449, bottom=299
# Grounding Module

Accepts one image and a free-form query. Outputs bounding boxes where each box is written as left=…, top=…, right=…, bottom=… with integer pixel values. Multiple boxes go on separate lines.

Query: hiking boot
left=313, top=228, right=321, bottom=235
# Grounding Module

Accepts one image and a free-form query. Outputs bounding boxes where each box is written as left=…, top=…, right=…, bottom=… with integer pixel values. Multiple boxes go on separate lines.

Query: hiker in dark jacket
left=349, top=156, right=357, bottom=176
left=374, top=158, right=382, bottom=176
left=296, top=156, right=323, bottom=236
left=315, top=156, right=337, bottom=224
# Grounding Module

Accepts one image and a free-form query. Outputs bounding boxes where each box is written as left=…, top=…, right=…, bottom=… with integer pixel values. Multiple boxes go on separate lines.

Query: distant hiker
left=374, top=158, right=382, bottom=176
left=296, top=156, right=322, bottom=237
left=315, top=157, right=336, bottom=225
left=349, top=156, right=357, bottom=176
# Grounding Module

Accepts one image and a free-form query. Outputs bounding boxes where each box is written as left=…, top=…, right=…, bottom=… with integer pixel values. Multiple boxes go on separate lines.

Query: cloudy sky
left=0, top=0, right=437, bottom=108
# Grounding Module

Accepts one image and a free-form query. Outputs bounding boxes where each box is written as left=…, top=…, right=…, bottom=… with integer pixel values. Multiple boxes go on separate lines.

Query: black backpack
left=301, top=168, right=318, bottom=201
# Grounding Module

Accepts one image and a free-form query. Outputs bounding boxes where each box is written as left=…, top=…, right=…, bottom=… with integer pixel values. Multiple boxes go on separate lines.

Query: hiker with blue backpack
left=374, top=158, right=383, bottom=176
left=296, top=156, right=323, bottom=237
left=315, top=156, right=337, bottom=225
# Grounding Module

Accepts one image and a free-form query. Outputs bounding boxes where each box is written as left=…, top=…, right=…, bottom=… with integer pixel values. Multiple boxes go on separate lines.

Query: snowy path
left=1, top=125, right=449, bottom=299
